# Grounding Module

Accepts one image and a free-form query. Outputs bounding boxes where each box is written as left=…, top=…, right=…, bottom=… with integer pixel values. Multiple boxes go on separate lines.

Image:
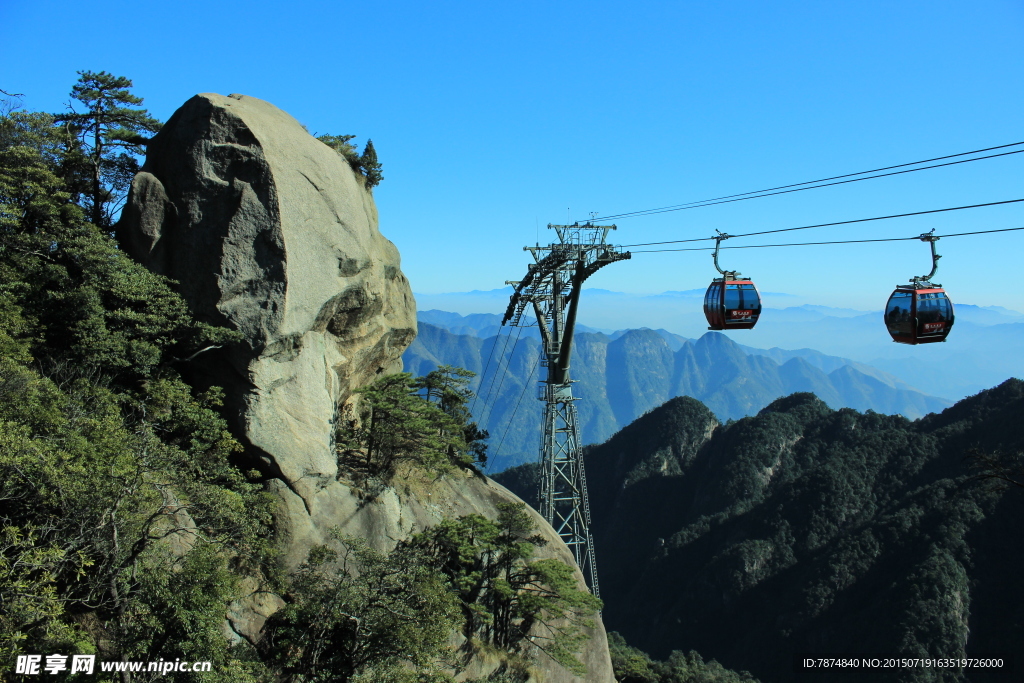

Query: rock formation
left=117, top=93, right=613, bottom=682
left=118, top=93, right=416, bottom=508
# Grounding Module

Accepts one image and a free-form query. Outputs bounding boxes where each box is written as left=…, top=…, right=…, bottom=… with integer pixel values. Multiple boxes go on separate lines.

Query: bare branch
left=965, top=447, right=1024, bottom=490
left=171, top=345, right=223, bottom=364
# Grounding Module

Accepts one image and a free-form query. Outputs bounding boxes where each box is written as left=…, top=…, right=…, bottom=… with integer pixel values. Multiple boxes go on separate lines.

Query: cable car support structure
left=502, top=223, right=631, bottom=596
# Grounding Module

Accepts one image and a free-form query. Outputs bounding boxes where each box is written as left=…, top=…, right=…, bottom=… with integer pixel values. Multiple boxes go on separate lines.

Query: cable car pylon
left=502, top=222, right=631, bottom=596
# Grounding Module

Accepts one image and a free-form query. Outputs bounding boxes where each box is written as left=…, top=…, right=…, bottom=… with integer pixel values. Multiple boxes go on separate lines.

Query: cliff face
left=117, top=94, right=612, bottom=682
left=118, top=93, right=417, bottom=509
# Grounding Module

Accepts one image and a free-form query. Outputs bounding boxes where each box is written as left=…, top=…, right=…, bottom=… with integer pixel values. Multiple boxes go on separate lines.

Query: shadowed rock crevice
left=338, top=256, right=370, bottom=277
left=315, top=285, right=384, bottom=339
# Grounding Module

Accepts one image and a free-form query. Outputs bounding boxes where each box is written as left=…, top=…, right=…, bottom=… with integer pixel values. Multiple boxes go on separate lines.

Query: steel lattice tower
left=502, top=223, right=630, bottom=596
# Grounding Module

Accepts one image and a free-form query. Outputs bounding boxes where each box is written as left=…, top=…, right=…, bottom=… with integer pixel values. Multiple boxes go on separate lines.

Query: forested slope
left=496, top=381, right=1024, bottom=682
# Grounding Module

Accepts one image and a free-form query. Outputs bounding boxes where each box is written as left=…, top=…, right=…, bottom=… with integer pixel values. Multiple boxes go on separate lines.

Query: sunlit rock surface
left=119, top=92, right=416, bottom=505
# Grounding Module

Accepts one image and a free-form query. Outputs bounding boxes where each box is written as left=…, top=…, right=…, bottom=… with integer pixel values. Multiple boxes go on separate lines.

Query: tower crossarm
left=502, top=224, right=630, bottom=329
left=497, top=222, right=630, bottom=597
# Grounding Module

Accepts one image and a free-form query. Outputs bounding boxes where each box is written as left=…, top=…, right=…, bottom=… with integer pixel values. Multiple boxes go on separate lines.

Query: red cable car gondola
left=884, top=231, right=954, bottom=344
left=704, top=231, right=762, bottom=330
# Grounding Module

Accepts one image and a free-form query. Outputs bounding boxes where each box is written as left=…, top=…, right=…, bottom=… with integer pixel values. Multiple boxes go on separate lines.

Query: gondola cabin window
left=705, top=283, right=722, bottom=311
left=885, top=290, right=914, bottom=338
left=917, top=291, right=953, bottom=333
left=724, top=284, right=759, bottom=321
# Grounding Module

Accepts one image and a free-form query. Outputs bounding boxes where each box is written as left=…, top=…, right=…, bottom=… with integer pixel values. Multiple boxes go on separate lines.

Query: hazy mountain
left=404, top=318, right=952, bottom=471
left=494, top=380, right=1024, bottom=682
left=416, top=309, right=613, bottom=339
left=413, top=290, right=1024, bottom=403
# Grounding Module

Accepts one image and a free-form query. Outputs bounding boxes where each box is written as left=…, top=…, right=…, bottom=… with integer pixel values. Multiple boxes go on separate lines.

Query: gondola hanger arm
left=912, top=229, right=942, bottom=284
left=712, top=230, right=740, bottom=277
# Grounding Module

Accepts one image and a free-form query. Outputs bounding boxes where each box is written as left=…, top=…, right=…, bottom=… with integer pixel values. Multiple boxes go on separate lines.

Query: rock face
left=118, top=94, right=614, bottom=682
left=119, top=93, right=417, bottom=507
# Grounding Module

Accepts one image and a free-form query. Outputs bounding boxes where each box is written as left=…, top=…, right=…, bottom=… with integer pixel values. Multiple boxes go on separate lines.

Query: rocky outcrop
left=297, top=467, right=614, bottom=683
left=118, top=94, right=613, bottom=682
left=119, top=93, right=416, bottom=508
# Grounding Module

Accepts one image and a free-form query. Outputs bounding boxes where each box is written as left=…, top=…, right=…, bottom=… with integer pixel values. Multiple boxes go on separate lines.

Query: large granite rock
left=117, top=93, right=613, bottom=682
left=118, top=93, right=416, bottom=507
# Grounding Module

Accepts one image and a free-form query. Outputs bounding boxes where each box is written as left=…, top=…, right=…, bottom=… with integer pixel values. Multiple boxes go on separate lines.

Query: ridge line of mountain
left=404, top=319, right=955, bottom=472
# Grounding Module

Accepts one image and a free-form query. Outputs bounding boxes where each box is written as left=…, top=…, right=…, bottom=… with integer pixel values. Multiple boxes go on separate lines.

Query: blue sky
left=4, top=0, right=1023, bottom=311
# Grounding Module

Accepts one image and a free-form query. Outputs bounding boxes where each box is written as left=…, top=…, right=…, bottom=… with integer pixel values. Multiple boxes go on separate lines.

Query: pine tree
left=339, top=373, right=464, bottom=477
left=56, top=71, right=161, bottom=228
left=360, top=139, right=383, bottom=188
left=317, top=135, right=383, bottom=189
left=418, top=365, right=489, bottom=465
left=316, top=133, right=361, bottom=169
left=412, top=502, right=602, bottom=676
left=264, top=533, right=460, bottom=681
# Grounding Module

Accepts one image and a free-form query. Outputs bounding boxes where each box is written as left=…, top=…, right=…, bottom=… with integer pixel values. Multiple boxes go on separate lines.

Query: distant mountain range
left=416, top=309, right=610, bottom=340
left=404, top=312, right=953, bottom=472
left=413, top=290, right=1024, bottom=403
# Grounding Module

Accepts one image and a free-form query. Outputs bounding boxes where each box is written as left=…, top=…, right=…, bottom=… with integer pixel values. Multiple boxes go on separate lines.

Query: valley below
left=405, top=310, right=963, bottom=471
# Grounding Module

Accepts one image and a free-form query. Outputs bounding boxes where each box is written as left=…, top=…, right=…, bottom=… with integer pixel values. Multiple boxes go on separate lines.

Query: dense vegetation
left=262, top=500, right=600, bottom=682
left=1, top=76, right=597, bottom=681
left=607, top=632, right=758, bottom=683
left=411, top=501, right=601, bottom=675
left=1, top=72, right=274, bottom=680
left=337, top=366, right=489, bottom=483
left=498, top=388, right=1024, bottom=682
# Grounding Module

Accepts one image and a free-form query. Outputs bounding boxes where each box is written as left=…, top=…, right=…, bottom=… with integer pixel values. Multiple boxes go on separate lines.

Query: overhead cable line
left=621, top=198, right=1024, bottom=247
left=482, top=326, right=524, bottom=425
left=589, top=143, right=1024, bottom=222
left=629, top=226, right=1024, bottom=253
left=477, top=326, right=516, bottom=415
left=489, top=354, right=540, bottom=469
left=470, top=328, right=503, bottom=415
left=479, top=324, right=525, bottom=427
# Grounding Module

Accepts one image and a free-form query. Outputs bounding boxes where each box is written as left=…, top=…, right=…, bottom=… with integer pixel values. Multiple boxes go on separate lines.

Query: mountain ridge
left=405, top=318, right=953, bottom=471
left=494, top=380, right=1024, bottom=682
left=411, top=299, right=1024, bottom=402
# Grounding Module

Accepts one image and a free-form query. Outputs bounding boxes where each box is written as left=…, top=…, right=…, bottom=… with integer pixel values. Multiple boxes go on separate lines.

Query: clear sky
left=4, top=0, right=1023, bottom=311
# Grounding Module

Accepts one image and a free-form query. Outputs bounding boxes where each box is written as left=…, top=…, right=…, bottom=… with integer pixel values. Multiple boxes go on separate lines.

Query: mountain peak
left=918, top=377, right=1024, bottom=436
left=614, top=327, right=670, bottom=343
left=695, top=331, right=740, bottom=347
left=757, top=392, right=832, bottom=421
